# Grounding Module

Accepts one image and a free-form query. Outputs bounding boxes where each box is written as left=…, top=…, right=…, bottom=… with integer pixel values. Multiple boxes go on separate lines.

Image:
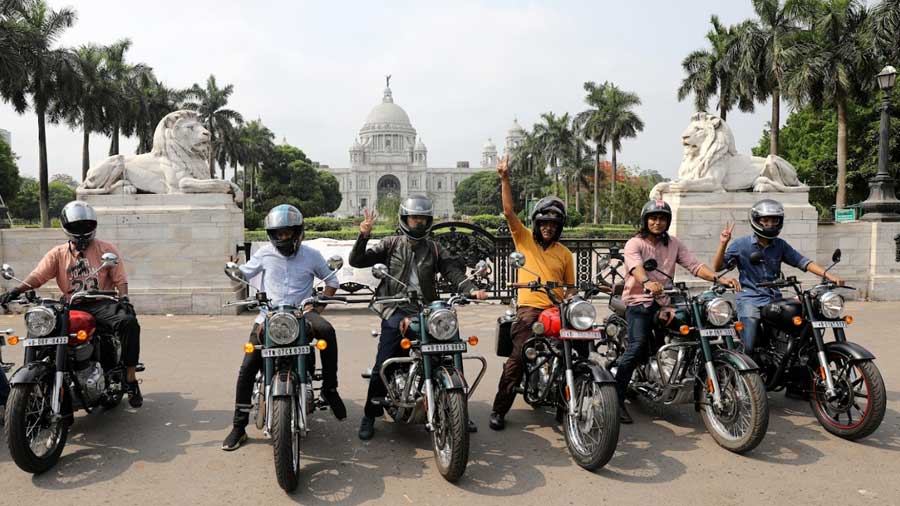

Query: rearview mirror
left=832, top=248, right=842, bottom=263
left=326, top=255, right=344, bottom=271
left=473, top=260, right=491, bottom=277
left=749, top=251, right=764, bottom=265
left=372, top=263, right=389, bottom=280
left=597, top=255, right=610, bottom=271
left=642, top=259, right=658, bottom=273
left=100, top=252, right=119, bottom=268
left=224, top=262, right=245, bottom=282
left=509, top=252, right=526, bottom=269
left=725, top=257, right=738, bottom=270
left=1, top=264, right=14, bottom=280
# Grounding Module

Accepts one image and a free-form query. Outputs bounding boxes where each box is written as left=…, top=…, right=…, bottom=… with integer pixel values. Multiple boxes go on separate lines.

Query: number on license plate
left=811, top=321, right=847, bottom=328
left=23, top=336, right=68, bottom=347
left=261, top=346, right=310, bottom=358
left=558, top=329, right=605, bottom=340
left=421, top=342, right=467, bottom=354
left=700, top=328, right=736, bottom=337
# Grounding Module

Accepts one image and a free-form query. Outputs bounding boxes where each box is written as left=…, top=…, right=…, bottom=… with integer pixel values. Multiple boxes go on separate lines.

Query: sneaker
left=619, top=403, right=633, bottom=424
left=489, top=412, right=505, bottom=431
left=322, top=389, right=347, bottom=420
left=222, top=427, right=248, bottom=451
left=126, top=381, right=143, bottom=408
left=358, top=416, right=375, bottom=440
left=466, top=418, right=478, bottom=433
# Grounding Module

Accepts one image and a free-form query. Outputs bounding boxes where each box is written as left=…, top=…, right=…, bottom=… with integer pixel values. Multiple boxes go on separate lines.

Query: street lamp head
left=877, top=65, right=897, bottom=91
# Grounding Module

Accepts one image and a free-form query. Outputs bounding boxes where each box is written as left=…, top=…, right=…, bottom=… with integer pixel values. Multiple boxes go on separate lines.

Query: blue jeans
left=736, top=301, right=763, bottom=353
left=614, top=303, right=659, bottom=402
left=364, top=310, right=414, bottom=418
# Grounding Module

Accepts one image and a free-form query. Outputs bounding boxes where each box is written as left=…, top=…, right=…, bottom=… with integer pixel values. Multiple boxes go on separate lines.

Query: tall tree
left=0, top=0, right=27, bottom=110
left=132, top=80, right=185, bottom=154
left=184, top=74, right=243, bottom=178
left=57, top=44, right=108, bottom=179
left=238, top=119, right=275, bottom=211
left=576, top=81, right=611, bottom=224
left=532, top=112, right=576, bottom=206
left=872, top=0, right=900, bottom=63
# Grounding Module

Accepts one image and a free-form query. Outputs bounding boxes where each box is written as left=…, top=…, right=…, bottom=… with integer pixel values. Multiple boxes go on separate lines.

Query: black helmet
left=265, top=204, right=304, bottom=256
left=531, top=196, right=566, bottom=245
left=749, top=199, right=784, bottom=239
left=640, top=199, right=672, bottom=233
left=399, top=195, right=434, bottom=239
left=61, top=201, right=98, bottom=252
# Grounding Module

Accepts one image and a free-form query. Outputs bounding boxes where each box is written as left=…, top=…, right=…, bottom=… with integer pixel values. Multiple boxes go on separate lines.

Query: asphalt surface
left=0, top=301, right=898, bottom=506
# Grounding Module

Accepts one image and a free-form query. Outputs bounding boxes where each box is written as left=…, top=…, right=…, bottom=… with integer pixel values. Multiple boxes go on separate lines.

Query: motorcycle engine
left=72, top=361, right=106, bottom=407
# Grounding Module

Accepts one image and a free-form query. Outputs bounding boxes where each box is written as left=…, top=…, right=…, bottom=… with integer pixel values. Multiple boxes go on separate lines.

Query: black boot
left=489, top=412, right=505, bottom=431
left=466, top=418, right=478, bottom=433
left=322, top=388, right=347, bottom=420
left=358, top=416, right=375, bottom=440
left=222, top=426, right=248, bottom=451
left=619, top=403, right=633, bottom=424
left=126, top=381, right=143, bottom=408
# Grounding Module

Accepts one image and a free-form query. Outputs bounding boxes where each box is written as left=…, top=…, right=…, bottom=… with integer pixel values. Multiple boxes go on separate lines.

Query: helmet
left=61, top=201, right=98, bottom=251
left=640, top=199, right=672, bottom=233
left=531, top=196, right=566, bottom=245
left=749, top=199, right=784, bottom=239
left=399, top=195, right=434, bottom=239
left=265, top=204, right=304, bottom=256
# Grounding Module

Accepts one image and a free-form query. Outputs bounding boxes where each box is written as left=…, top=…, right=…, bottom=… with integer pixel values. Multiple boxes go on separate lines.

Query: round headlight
left=267, top=312, right=300, bottom=345
left=705, top=298, right=734, bottom=326
left=532, top=321, right=546, bottom=335
left=25, top=306, right=56, bottom=337
left=566, top=300, right=596, bottom=331
left=605, top=320, right=621, bottom=339
left=819, top=291, right=845, bottom=319
left=427, top=309, right=458, bottom=341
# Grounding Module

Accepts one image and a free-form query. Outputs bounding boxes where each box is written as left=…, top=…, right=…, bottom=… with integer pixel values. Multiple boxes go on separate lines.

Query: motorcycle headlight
left=818, top=291, right=844, bottom=319
left=605, top=320, right=622, bottom=339
left=25, top=306, right=56, bottom=337
left=566, top=300, right=596, bottom=331
left=705, top=298, right=734, bottom=326
left=427, top=308, right=458, bottom=341
left=267, top=312, right=300, bottom=345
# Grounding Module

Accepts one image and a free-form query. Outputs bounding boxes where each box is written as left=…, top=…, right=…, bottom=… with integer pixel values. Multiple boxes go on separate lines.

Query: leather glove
left=0, top=288, right=21, bottom=305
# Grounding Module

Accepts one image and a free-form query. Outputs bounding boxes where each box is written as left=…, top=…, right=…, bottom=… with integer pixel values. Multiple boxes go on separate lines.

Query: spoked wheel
left=810, top=355, right=886, bottom=440
left=432, top=388, right=469, bottom=482
left=562, top=374, right=620, bottom=470
left=5, top=382, right=69, bottom=474
left=271, top=397, right=301, bottom=493
left=701, top=362, right=768, bottom=454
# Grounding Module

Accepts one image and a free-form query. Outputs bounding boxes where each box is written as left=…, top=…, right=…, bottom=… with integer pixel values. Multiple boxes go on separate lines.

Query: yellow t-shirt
left=509, top=216, right=575, bottom=309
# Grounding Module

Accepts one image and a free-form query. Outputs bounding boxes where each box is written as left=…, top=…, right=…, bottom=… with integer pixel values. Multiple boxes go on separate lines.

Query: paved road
left=1, top=302, right=898, bottom=506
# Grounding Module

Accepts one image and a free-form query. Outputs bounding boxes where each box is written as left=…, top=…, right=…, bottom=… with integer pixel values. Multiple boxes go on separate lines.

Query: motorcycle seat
left=609, top=296, right=626, bottom=317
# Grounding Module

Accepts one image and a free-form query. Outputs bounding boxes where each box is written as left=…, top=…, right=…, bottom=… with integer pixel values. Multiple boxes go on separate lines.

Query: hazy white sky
left=1, top=0, right=778, bottom=183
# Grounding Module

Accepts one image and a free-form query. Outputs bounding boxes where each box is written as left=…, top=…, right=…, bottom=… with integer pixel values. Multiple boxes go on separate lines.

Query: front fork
left=692, top=301, right=724, bottom=409
left=51, top=343, right=66, bottom=417
left=802, top=294, right=838, bottom=398
left=562, top=341, right=577, bottom=416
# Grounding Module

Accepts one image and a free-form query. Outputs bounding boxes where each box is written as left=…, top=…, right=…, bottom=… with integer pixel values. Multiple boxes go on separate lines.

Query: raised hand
left=360, top=208, right=376, bottom=236
left=496, top=154, right=510, bottom=179
left=720, top=221, right=735, bottom=244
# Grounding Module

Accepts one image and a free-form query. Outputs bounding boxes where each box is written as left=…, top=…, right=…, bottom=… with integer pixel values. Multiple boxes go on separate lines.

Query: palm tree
left=0, top=0, right=28, bottom=111
left=57, top=44, right=109, bottom=180
left=784, top=0, right=874, bottom=209
left=102, top=39, right=153, bottom=156
left=576, top=81, right=611, bottom=224
left=127, top=76, right=185, bottom=154
left=678, top=15, right=755, bottom=121
left=184, top=74, right=243, bottom=178
left=872, top=0, right=900, bottom=63
left=237, top=119, right=275, bottom=211
left=532, top=112, right=576, bottom=206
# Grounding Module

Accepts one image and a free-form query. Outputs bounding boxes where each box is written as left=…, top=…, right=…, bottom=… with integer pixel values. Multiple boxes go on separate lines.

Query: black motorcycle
left=2, top=254, right=144, bottom=473
left=745, top=248, right=886, bottom=440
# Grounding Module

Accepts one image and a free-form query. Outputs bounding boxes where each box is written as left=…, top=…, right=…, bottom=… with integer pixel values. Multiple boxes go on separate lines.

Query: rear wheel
left=701, top=363, right=768, bottom=454
left=562, top=374, right=619, bottom=470
left=6, top=382, right=69, bottom=474
left=432, top=388, right=469, bottom=482
left=271, top=397, right=300, bottom=492
left=810, top=355, right=886, bottom=440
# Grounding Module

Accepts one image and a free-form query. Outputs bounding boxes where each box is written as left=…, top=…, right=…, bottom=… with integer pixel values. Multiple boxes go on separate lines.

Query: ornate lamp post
left=860, top=65, right=900, bottom=221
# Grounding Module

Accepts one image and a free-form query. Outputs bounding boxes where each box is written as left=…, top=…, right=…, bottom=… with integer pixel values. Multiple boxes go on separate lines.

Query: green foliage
left=453, top=171, right=500, bottom=215
left=8, top=177, right=74, bottom=223
left=566, top=209, right=584, bottom=227
left=244, top=209, right=266, bottom=230
left=257, top=144, right=342, bottom=217
left=0, top=138, right=20, bottom=204
left=376, top=195, right=400, bottom=222
left=469, top=214, right=506, bottom=231
left=304, top=216, right=343, bottom=231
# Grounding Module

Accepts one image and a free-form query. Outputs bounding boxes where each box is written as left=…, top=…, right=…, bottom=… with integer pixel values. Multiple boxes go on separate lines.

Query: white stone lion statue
left=77, top=110, right=243, bottom=203
left=649, top=112, right=806, bottom=199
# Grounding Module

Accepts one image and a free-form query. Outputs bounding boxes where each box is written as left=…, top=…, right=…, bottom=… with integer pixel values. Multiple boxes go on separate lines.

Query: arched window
left=437, top=180, right=442, bottom=190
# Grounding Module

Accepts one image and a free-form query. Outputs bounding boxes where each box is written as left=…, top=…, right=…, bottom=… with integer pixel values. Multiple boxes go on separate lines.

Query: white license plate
left=261, top=346, right=310, bottom=358
left=700, top=328, right=736, bottom=337
left=421, top=342, right=467, bottom=354
left=811, top=321, right=847, bottom=328
left=559, top=329, right=606, bottom=340
left=23, top=336, right=68, bottom=347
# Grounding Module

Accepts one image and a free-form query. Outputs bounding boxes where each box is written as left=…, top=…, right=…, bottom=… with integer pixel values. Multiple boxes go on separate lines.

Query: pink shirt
left=24, top=240, right=127, bottom=299
left=622, top=234, right=704, bottom=307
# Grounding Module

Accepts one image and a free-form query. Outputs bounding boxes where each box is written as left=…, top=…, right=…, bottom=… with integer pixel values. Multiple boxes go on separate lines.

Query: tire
left=271, top=397, right=300, bottom=493
left=810, top=356, right=886, bottom=440
left=5, top=383, right=69, bottom=474
left=432, top=388, right=469, bottom=482
left=562, top=374, right=620, bottom=470
left=700, top=363, right=768, bottom=454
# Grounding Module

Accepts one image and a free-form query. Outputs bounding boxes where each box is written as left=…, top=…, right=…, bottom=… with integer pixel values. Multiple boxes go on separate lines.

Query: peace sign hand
left=720, top=221, right=735, bottom=244
left=360, top=208, right=377, bottom=236
left=496, top=155, right=510, bottom=179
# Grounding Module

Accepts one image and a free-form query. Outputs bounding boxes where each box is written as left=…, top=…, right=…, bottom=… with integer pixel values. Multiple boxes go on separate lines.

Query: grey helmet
left=531, top=196, right=566, bottom=245
left=399, top=195, right=434, bottom=239
left=60, top=201, right=98, bottom=251
left=640, top=199, right=672, bottom=233
left=265, top=204, right=304, bottom=256
left=749, top=199, right=784, bottom=239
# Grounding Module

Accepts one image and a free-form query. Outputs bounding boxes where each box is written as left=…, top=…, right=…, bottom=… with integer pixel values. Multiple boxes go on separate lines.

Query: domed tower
left=350, top=138, right=364, bottom=166
left=414, top=137, right=427, bottom=166
left=505, top=118, right=525, bottom=155
left=357, top=77, right=417, bottom=165
left=481, top=138, right=498, bottom=168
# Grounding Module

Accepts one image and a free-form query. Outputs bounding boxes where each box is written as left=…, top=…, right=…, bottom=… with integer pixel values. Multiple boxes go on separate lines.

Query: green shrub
left=470, top=214, right=506, bottom=231
left=244, top=209, right=266, bottom=230
left=304, top=216, right=343, bottom=231
left=566, top=209, right=584, bottom=227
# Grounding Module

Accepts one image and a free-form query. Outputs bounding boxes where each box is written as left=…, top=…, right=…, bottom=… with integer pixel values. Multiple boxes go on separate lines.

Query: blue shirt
left=725, top=235, right=812, bottom=307
left=240, top=244, right=340, bottom=323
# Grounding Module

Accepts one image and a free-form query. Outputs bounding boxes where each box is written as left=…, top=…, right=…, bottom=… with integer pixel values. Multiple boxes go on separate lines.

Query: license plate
left=700, top=328, right=736, bottom=337
left=811, top=321, right=847, bottom=328
left=261, top=346, right=310, bottom=358
left=421, top=342, right=467, bottom=354
left=558, top=329, right=605, bottom=340
left=23, top=336, right=68, bottom=347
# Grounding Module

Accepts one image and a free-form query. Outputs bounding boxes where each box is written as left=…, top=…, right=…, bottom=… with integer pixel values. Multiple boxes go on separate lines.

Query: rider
left=616, top=199, right=740, bottom=424
left=713, top=198, right=843, bottom=356
left=0, top=200, right=143, bottom=408
left=349, top=194, right=487, bottom=441
left=488, top=155, right=577, bottom=431
left=222, top=204, right=345, bottom=451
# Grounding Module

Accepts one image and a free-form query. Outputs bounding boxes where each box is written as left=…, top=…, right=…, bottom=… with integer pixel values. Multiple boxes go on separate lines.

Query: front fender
left=271, top=370, right=295, bottom=397
left=9, top=361, right=54, bottom=385
left=712, top=348, right=760, bottom=372
left=575, top=360, right=617, bottom=385
left=433, top=365, right=468, bottom=391
left=824, top=341, right=875, bottom=361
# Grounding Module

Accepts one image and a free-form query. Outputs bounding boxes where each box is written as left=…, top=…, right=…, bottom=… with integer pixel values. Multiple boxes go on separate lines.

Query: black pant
left=614, top=303, right=659, bottom=402
left=72, top=299, right=141, bottom=367
left=363, top=310, right=414, bottom=419
left=232, top=311, right=338, bottom=428
left=491, top=306, right=543, bottom=415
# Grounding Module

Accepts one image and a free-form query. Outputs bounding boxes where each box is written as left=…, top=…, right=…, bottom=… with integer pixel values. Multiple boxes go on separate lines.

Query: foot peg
left=135, top=363, right=146, bottom=372
left=361, top=368, right=373, bottom=380
left=371, top=396, right=393, bottom=408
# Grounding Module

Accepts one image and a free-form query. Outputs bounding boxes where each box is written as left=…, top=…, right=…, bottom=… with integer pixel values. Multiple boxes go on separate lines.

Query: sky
left=1, top=0, right=777, bottom=183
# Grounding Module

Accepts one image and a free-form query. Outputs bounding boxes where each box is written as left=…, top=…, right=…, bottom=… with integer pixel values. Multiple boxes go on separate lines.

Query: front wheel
left=700, top=363, right=768, bottom=454
left=5, top=382, right=69, bottom=474
left=271, top=397, right=300, bottom=492
left=432, top=388, right=469, bottom=482
left=810, top=356, right=886, bottom=440
left=562, top=374, right=620, bottom=470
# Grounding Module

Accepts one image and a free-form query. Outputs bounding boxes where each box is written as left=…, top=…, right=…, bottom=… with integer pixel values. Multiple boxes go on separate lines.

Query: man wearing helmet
left=0, top=200, right=143, bottom=408
left=713, top=199, right=842, bottom=356
left=488, top=155, right=577, bottom=431
left=222, top=204, right=345, bottom=451
left=616, top=199, right=741, bottom=424
left=349, top=195, right=487, bottom=440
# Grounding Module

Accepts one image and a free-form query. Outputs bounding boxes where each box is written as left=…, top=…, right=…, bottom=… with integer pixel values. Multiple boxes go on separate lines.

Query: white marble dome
left=359, top=85, right=416, bottom=136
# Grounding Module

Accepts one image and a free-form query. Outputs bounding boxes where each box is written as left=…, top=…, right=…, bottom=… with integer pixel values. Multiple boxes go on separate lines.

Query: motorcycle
left=502, top=251, right=620, bottom=470
left=745, top=248, right=886, bottom=440
left=606, top=258, right=769, bottom=453
left=362, top=261, right=489, bottom=482
left=223, top=255, right=347, bottom=493
left=2, top=254, right=145, bottom=473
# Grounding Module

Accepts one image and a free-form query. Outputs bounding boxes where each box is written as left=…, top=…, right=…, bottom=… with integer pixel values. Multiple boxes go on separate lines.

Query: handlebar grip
left=509, top=283, right=532, bottom=288
left=318, top=296, right=348, bottom=302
